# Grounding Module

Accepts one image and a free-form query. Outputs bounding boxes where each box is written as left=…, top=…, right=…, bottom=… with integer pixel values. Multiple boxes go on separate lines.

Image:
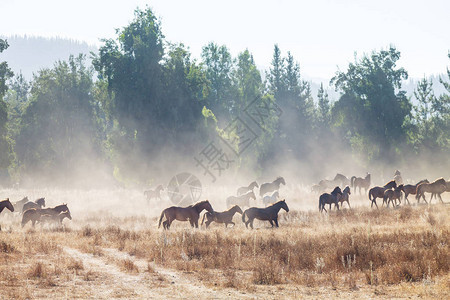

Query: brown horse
left=22, top=204, right=70, bottom=228
left=237, top=181, right=259, bottom=196
left=144, top=185, right=164, bottom=202
left=226, top=190, right=256, bottom=208
left=242, top=200, right=289, bottom=229
left=0, top=198, right=14, bottom=231
left=403, top=179, right=429, bottom=204
left=368, top=180, right=397, bottom=209
left=338, top=186, right=351, bottom=209
left=383, top=184, right=404, bottom=207
left=40, top=210, right=72, bottom=225
left=158, top=200, right=214, bottom=230
left=259, top=177, right=285, bottom=197
left=201, top=205, right=243, bottom=228
left=416, top=178, right=446, bottom=204
left=351, top=173, right=371, bottom=194
left=22, top=197, right=45, bottom=213
left=319, top=186, right=342, bottom=212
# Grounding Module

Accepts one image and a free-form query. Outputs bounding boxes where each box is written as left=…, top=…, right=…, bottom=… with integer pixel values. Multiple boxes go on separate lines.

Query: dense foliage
left=0, top=7, right=449, bottom=187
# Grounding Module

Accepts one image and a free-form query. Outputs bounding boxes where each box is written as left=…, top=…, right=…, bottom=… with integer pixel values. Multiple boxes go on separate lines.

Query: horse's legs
left=250, top=219, right=254, bottom=229
left=269, top=220, right=274, bottom=227
left=274, top=218, right=279, bottom=227
left=438, top=193, right=443, bottom=203
left=205, top=220, right=212, bottom=229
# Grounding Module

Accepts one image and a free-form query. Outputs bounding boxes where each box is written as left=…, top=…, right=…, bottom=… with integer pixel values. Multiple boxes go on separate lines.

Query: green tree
left=331, top=46, right=411, bottom=163
left=0, top=39, right=14, bottom=182
left=317, top=83, right=331, bottom=127
left=16, top=55, right=104, bottom=186
left=201, top=42, right=235, bottom=120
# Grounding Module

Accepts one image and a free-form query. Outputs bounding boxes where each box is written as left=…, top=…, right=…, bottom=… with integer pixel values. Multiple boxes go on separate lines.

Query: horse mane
left=432, top=177, right=445, bottom=184
left=331, top=186, right=342, bottom=195
left=53, top=204, right=68, bottom=210
left=268, top=199, right=285, bottom=207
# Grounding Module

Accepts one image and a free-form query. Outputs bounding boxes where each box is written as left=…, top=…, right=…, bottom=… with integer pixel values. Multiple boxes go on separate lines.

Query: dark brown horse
left=338, top=186, right=351, bottom=209
left=0, top=198, right=14, bottom=231
left=403, top=179, right=429, bottom=204
left=226, top=191, right=256, bottom=208
left=22, top=197, right=45, bottom=213
left=319, top=186, right=342, bottom=212
left=237, top=181, right=259, bottom=196
left=242, top=200, right=289, bottom=229
left=201, top=205, right=243, bottom=228
left=383, top=184, right=404, bottom=207
left=22, top=204, right=70, bottom=228
left=158, top=200, right=214, bottom=230
left=368, top=180, right=397, bottom=209
left=144, top=185, right=164, bottom=202
left=416, top=178, right=446, bottom=204
left=351, top=173, right=371, bottom=194
left=259, top=177, right=285, bottom=197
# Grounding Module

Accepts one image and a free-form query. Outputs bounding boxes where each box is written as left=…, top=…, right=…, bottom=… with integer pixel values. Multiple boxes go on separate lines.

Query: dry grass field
left=0, top=187, right=449, bottom=299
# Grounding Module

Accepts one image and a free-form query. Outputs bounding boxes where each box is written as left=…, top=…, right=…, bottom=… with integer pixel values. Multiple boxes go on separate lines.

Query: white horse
left=263, top=191, right=279, bottom=207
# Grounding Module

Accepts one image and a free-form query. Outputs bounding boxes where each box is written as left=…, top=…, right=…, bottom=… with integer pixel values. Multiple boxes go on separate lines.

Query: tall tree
left=16, top=55, right=104, bottom=186
left=0, top=39, right=13, bottom=182
left=201, top=42, right=235, bottom=120
left=331, top=46, right=411, bottom=163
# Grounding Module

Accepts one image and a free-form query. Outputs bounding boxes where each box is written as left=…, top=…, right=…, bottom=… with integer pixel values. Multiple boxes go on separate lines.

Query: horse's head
left=343, top=186, right=351, bottom=195
left=249, top=191, right=256, bottom=200
left=197, top=200, right=214, bottom=213
left=62, top=210, right=72, bottom=220
left=22, top=196, right=29, bottom=202
left=55, top=203, right=69, bottom=213
left=254, top=181, right=259, bottom=188
left=157, top=185, right=164, bottom=191
left=280, top=199, right=289, bottom=212
left=365, top=173, right=371, bottom=180
left=36, top=197, right=45, bottom=207
left=396, top=184, right=404, bottom=191
left=233, top=205, right=243, bottom=215
left=4, top=198, right=14, bottom=212
left=331, top=186, right=342, bottom=196
left=277, top=177, right=286, bottom=185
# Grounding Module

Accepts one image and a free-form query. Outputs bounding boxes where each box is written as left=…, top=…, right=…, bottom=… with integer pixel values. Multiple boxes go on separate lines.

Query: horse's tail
left=351, top=176, right=356, bottom=188
left=368, top=189, right=372, bottom=201
left=158, top=210, right=165, bottom=228
left=319, top=197, right=322, bottom=212
left=242, top=211, right=246, bottom=223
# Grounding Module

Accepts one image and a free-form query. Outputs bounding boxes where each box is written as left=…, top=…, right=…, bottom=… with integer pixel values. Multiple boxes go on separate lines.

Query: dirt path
left=64, top=247, right=254, bottom=299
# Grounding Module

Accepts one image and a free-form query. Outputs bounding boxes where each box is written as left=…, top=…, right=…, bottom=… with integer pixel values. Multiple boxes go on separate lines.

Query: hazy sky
left=0, top=0, right=449, bottom=81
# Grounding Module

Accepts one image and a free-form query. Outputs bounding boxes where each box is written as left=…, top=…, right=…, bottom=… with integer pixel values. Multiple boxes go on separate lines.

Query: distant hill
left=1, top=35, right=447, bottom=104
left=0, top=35, right=98, bottom=80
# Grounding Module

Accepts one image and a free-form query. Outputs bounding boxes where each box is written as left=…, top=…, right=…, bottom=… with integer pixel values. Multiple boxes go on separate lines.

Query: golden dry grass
left=0, top=188, right=449, bottom=299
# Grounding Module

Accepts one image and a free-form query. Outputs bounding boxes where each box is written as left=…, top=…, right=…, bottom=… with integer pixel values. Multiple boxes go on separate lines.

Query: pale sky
left=0, top=0, right=449, bottom=81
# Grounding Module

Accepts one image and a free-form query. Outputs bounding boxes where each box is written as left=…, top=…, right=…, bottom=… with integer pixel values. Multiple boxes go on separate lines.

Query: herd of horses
left=158, top=177, right=288, bottom=230
left=0, top=196, right=71, bottom=230
left=158, top=199, right=289, bottom=230
left=316, top=172, right=450, bottom=212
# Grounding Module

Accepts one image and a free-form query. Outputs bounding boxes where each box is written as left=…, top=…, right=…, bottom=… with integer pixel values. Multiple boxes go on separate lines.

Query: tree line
left=0, top=7, right=449, bottom=187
